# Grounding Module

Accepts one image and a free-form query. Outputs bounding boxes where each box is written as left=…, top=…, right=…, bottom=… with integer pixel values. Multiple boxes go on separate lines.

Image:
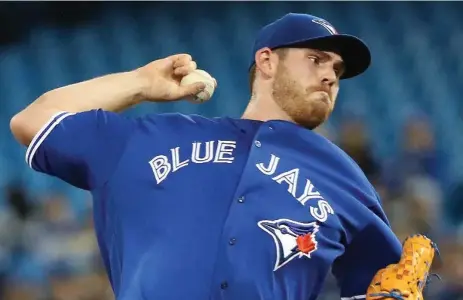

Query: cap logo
left=312, top=19, right=337, bottom=35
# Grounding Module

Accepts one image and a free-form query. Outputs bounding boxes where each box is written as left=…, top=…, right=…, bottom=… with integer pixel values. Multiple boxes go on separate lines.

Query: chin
left=309, top=92, right=331, bottom=105
left=300, top=107, right=331, bottom=129
left=295, top=112, right=329, bottom=130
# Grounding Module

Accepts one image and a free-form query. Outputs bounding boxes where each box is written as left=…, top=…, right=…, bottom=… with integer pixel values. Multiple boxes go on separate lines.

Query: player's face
left=272, top=48, right=344, bottom=129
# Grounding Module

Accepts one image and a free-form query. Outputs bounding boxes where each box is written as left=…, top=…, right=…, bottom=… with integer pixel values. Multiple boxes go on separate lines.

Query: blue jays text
left=149, top=139, right=334, bottom=223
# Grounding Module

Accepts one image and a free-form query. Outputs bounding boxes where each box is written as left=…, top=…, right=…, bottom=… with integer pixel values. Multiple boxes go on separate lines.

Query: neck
left=241, top=93, right=294, bottom=124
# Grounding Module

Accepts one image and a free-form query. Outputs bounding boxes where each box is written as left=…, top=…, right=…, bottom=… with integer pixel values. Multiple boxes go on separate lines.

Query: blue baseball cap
left=249, top=13, right=371, bottom=79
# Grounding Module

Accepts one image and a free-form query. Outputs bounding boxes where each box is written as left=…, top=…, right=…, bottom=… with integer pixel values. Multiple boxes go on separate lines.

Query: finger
left=172, top=54, right=192, bottom=69
left=168, top=53, right=192, bottom=63
left=174, top=61, right=197, bottom=77
left=178, top=82, right=206, bottom=98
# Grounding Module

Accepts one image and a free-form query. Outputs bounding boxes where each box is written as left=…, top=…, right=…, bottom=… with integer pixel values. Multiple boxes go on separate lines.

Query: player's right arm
left=10, top=54, right=204, bottom=146
left=10, top=54, right=206, bottom=190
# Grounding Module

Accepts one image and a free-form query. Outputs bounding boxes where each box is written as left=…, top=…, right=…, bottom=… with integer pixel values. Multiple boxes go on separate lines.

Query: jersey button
left=229, top=238, right=237, bottom=245
left=221, top=281, right=228, bottom=289
left=238, top=196, right=245, bottom=203
left=268, top=125, right=274, bottom=130
left=254, top=140, right=261, bottom=147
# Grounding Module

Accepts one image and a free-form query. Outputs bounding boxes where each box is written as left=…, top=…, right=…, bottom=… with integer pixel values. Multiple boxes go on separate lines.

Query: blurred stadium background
left=0, top=2, right=462, bottom=300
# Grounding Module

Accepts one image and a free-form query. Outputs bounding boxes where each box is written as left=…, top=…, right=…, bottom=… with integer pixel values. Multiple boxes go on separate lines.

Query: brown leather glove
left=366, top=234, right=439, bottom=300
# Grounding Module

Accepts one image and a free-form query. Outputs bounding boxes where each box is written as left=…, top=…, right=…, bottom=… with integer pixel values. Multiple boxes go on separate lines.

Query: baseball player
left=10, top=13, right=435, bottom=300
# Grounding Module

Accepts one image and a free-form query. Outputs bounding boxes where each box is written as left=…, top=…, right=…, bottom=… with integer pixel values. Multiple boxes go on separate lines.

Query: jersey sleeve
left=25, top=109, right=135, bottom=190
left=332, top=215, right=402, bottom=299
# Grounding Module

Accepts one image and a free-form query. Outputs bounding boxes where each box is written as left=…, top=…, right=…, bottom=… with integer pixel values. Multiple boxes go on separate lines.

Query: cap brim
left=281, top=34, right=371, bottom=79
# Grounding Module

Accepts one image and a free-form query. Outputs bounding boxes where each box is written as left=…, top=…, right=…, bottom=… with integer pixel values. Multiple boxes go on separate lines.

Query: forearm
left=40, top=71, right=147, bottom=113
left=10, top=70, right=148, bottom=146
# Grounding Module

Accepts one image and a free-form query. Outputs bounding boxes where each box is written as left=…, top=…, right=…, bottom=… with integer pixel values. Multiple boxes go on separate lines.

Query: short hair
left=249, top=48, right=288, bottom=93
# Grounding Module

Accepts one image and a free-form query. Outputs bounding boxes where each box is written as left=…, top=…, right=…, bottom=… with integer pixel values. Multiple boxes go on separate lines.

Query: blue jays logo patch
left=258, top=219, right=319, bottom=271
left=312, top=18, right=338, bottom=35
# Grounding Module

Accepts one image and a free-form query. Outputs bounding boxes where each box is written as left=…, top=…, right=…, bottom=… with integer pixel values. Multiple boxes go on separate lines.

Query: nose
left=320, top=67, right=337, bottom=87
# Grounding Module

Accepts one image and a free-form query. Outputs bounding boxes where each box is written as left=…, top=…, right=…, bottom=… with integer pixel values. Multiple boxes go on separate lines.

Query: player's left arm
left=331, top=211, right=402, bottom=300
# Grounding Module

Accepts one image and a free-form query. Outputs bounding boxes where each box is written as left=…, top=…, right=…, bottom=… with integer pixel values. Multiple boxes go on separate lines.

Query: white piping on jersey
left=341, top=295, right=366, bottom=300
left=25, top=111, right=75, bottom=168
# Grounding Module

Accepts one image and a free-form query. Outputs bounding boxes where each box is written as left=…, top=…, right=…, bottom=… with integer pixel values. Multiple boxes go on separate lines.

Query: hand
left=135, top=54, right=217, bottom=102
left=366, top=234, right=438, bottom=300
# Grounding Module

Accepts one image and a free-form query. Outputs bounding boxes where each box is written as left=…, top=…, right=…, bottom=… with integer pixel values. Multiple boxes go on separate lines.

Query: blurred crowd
left=0, top=117, right=461, bottom=300
left=0, top=187, right=112, bottom=300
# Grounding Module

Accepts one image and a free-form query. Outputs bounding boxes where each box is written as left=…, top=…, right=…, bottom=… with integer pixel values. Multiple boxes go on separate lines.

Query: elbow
left=10, top=93, right=46, bottom=146
left=10, top=112, right=32, bottom=146
left=11, top=92, right=62, bottom=147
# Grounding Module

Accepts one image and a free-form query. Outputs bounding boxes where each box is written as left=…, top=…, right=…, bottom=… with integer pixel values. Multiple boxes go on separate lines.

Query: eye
left=334, top=66, right=345, bottom=78
left=308, top=56, right=320, bottom=65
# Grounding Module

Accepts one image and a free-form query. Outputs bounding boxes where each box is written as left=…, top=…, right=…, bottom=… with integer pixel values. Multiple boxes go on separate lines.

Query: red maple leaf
left=296, top=234, right=316, bottom=254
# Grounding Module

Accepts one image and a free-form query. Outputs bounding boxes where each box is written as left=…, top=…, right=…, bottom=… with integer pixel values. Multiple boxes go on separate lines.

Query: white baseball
left=180, top=69, right=216, bottom=103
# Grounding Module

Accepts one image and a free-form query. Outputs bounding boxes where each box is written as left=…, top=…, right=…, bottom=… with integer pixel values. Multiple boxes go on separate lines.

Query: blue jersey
left=26, top=109, right=402, bottom=300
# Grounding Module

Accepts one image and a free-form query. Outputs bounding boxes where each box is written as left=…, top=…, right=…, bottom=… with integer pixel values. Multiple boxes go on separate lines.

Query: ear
left=255, top=47, right=278, bottom=79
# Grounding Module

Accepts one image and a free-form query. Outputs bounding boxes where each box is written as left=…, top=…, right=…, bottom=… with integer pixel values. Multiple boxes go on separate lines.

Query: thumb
left=177, top=82, right=206, bottom=98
